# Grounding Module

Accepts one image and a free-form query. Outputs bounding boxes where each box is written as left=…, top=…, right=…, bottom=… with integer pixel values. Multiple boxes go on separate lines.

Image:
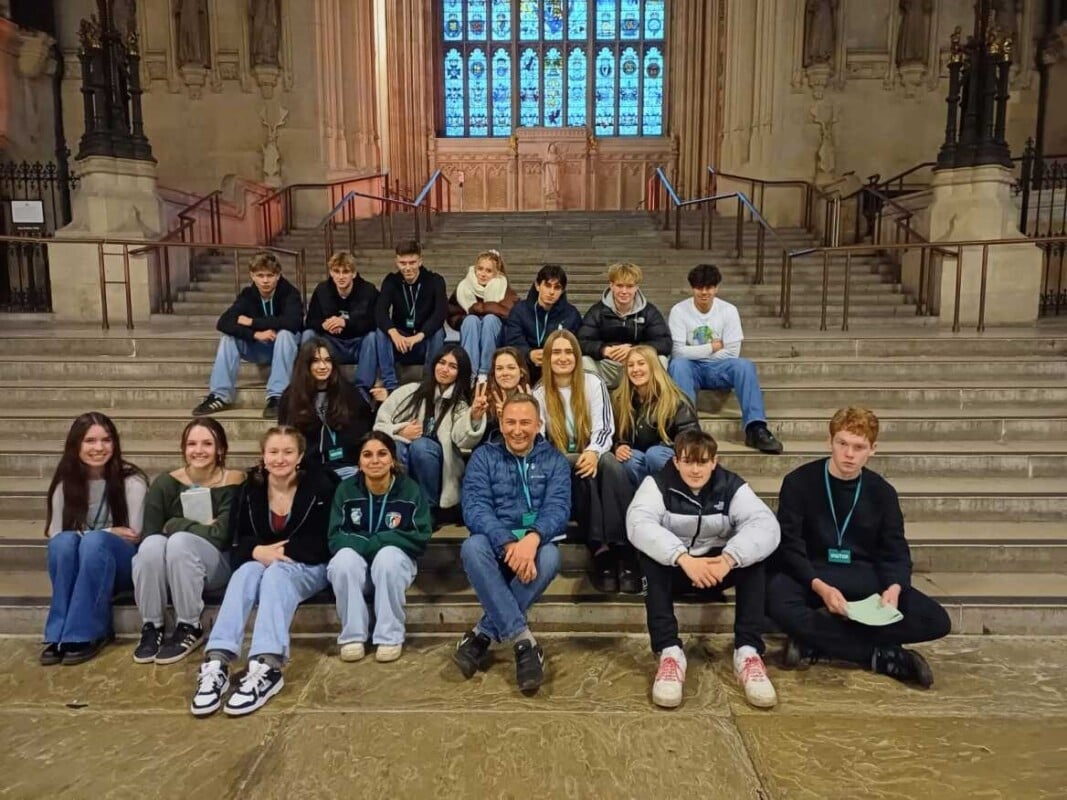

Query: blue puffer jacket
left=461, top=435, right=572, bottom=556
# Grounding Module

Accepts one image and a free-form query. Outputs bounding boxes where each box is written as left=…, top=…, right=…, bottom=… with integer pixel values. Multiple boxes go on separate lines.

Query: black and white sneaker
left=224, top=659, right=284, bottom=716
left=262, top=397, right=280, bottom=419
left=192, top=394, right=230, bottom=416
left=873, top=645, right=934, bottom=689
left=514, top=640, right=545, bottom=695
left=452, top=629, right=493, bottom=679
left=190, top=659, right=230, bottom=717
left=155, top=622, right=205, bottom=665
left=133, top=623, right=164, bottom=664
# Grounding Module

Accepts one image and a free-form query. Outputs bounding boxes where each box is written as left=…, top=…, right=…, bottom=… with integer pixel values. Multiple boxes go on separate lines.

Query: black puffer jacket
left=577, top=288, right=672, bottom=357
left=615, top=395, right=700, bottom=452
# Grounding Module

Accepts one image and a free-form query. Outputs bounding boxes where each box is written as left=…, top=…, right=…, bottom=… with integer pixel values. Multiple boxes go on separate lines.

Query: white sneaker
left=735, top=652, right=778, bottom=708
left=339, top=642, right=366, bottom=662
left=224, top=659, right=284, bottom=716
left=652, top=650, right=686, bottom=708
left=190, top=659, right=229, bottom=717
left=375, top=644, right=403, bottom=663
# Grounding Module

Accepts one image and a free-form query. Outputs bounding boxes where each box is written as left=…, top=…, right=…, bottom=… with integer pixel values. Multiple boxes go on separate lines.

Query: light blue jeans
left=208, top=331, right=300, bottom=403
left=327, top=546, right=418, bottom=646
left=395, top=438, right=444, bottom=509
left=205, top=560, right=328, bottom=662
left=620, top=444, right=675, bottom=488
left=461, top=535, right=561, bottom=642
left=45, top=530, right=135, bottom=644
left=459, top=314, right=504, bottom=378
left=374, top=328, right=446, bottom=390
left=667, top=357, right=767, bottom=428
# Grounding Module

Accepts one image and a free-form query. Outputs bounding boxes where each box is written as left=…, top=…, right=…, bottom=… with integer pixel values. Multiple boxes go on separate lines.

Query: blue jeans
left=208, top=330, right=300, bottom=403
left=459, top=314, right=504, bottom=378
left=620, top=444, right=675, bottom=488
left=395, top=437, right=444, bottom=509
left=205, top=560, right=328, bottom=662
left=301, top=329, right=378, bottom=391
left=461, top=535, right=561, bottom=642
left=45, top=530, right=136, bottom=644
left=374, top=328, right=446, bottom=390
left=667, top=357, right=767, bottom=428
left=328, top=546, right=417, bottom=646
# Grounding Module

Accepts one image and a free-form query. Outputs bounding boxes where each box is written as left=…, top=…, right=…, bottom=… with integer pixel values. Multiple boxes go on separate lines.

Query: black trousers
left=637, top=549, right=767, bottom=654
left=765, top=564, right=952, bottom=665
left=569, top=453, right=633, bottom=547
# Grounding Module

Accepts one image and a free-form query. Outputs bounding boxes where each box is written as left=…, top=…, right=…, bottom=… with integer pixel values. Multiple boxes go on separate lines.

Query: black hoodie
left=217, top=277, right=304, bottom=341
left=375, top=266, right=448, bottom=337
left=305, top=275, right=379, bottom=339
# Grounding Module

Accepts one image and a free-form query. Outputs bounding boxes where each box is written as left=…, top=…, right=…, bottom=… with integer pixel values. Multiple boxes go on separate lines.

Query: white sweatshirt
left=668, top=297, right=743, bottom=362
left=533, top=372, right=614, bottom=455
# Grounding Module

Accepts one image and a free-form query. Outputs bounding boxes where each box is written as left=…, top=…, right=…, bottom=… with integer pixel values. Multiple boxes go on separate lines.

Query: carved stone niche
left=515, top=127, right=588, bottom=211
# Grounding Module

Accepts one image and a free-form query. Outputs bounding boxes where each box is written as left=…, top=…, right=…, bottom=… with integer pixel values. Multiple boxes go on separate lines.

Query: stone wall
left=0, top=17, right=57, bottom=163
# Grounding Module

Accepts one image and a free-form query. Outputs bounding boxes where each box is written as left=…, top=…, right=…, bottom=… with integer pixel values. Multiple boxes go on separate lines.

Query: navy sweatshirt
left=216, top=277, right=304, bottom=341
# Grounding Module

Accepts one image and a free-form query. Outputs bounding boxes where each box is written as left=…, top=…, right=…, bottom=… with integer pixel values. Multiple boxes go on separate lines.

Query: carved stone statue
left=543, top=143, right=561, bottom=205
left=803, top=0, right=838, bottom=67
left=250, top=0, right=280, bottom=67
left=993, top=0, right=1018, bottom=40
left=896, top=0, right=933, bottom=65
left=810, top=104, right=838, bottom=184
left=111, top=0, right=136, bottom=40
left=176, top=0, right=210, bottom=68
left=260, top=106, right=288, bottom=187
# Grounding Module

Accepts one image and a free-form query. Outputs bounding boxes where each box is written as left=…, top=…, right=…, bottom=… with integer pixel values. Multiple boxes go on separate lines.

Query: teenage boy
left=374, top=240, right=448, bottom=394
left=454, top=394, right=571, bottom=695
left=627, top=429, right=780, bottom=709
left=303, top=251, right=380, bottom=397
left=767, top=407, right=951, bottom=689
left=504, top=264, right=581, bottom=383
left=193, top=252, right=302, bottom=419
left=667, top=264, right=783, bottom=454
left=577, top=261, right=672, bottom=389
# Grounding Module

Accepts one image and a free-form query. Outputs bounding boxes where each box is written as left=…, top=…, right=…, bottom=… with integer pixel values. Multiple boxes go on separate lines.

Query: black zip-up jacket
left=216, top=277, right=304, bottom=341
left=616, top=395, right=701, bottom=452
left=774, top=459, right=913, bottom=590
left=375, top=267, right=448, bottom=337
left=277, top=385, right=374, bottom=471
left=577, top=289, right=672, bottom=357
left=228, top=468, right=334, bottom=567
left=305, top=276, right=380, bottom=339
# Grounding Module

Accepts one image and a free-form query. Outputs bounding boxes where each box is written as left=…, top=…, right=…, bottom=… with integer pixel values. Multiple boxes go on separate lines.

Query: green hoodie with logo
left=328, top=472, right=432, bottom=560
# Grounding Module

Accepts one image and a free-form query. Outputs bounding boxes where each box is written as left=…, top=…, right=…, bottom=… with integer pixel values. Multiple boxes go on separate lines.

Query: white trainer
left=652, top=651, right=686, bottom=708
left=735, top=652, right=778, bottom=708
left=375, top=644, right=403, bottom=663
left=339, top=642, right=366, bottom=662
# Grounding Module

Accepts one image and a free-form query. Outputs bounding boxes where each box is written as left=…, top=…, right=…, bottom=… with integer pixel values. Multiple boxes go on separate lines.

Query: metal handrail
left=256, top=171, right=390, bottom=243
left=708, top=166, right=844, bottom=242
left=6, top=233, right=303, bottom=330
left=781, top=233, right=1066, bottom=333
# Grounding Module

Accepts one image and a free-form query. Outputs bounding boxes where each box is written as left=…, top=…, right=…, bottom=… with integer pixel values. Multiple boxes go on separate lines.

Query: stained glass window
left=440, top=0, right=664, bottom=137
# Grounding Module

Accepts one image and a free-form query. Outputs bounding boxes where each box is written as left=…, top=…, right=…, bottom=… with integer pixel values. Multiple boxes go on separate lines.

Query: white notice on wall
left=10, top=200, right=45, bottom=225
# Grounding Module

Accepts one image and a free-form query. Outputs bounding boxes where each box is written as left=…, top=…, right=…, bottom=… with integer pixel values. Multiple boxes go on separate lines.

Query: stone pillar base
left=47, top=155, right=166, bottom=326
left=928, top=164, right=1043, bottom=326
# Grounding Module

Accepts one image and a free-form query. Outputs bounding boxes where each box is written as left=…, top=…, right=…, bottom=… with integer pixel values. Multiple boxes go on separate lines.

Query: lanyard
left=366, top=477, right=395, bottom=533
left=403, top=282, right=421, bottom=319
left=261, top=296, right=274, bottom=316
left=534, top=306, right=549, bottom=346
left=824, top=459, right=862, bottom=548
left=515, top=456, right=533, bottom=511
left=88, top=497, right=108, bottom=530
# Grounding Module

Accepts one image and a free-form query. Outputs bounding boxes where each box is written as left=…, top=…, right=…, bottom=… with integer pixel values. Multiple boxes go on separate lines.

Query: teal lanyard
left=88, top=498, right=108, bottom=530
left=515, top=456, right=533, bottom=511
left=403, top=283, right=421, bottom=320
left=261, top=296, right=274, bottom=316
left=366, top=477, right=395, bottom=533
left=824, top=459, right=862, bottom=548
left=534, top=306, right=548, bottom=346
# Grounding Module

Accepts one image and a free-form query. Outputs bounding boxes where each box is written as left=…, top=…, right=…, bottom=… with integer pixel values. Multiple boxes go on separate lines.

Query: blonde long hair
left=612, top=345, right=691, bottom=445
left=541, top=330, right=590, bottom=452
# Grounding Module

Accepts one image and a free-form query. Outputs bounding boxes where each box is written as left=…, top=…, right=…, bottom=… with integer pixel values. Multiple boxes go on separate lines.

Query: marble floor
left=1, top=635, right=1065, bottom=799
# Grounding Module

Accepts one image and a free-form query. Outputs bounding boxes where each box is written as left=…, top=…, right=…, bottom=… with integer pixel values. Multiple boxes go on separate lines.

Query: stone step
left=2, top=475, right=1064, bottom=521
left=0, top=567, right=1063, bottom=635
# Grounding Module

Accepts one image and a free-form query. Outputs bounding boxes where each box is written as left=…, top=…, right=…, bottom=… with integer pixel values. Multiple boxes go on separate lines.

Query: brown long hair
left=540, top=330, right=591, bottom=452
left=44, top=412, right=146, bottom=535
left=284, top=338, right=355, bottom=430
left=486, top=346, right=531, bottom=420
left=612, top=345, right=692, bottom=445
left=249, top=425, right=308, bottom=485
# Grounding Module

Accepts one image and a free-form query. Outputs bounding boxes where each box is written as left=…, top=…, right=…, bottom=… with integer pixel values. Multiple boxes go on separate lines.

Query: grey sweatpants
left=133, top=532, right=231, bottom=627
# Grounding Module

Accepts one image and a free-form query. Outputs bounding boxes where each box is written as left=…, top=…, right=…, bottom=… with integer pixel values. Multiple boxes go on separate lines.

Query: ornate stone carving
left=809, top=102, right=838, bottom=186
left=542, top=143, right=561, bottom=209
left=260, top=105, right=288, bottom=187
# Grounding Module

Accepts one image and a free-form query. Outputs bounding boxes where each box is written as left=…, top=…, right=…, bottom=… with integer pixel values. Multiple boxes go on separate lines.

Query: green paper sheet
left=846, top=594, right=904, bottom=626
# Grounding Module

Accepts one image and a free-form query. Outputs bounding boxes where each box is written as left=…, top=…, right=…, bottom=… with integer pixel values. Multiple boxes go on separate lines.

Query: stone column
left=927, top=164, right=1043, bottom=325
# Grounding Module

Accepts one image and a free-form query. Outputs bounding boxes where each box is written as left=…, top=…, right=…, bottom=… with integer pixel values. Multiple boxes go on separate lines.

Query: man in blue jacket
left=454, top=393, right=571, bottom=694
left=504, top=264, right=581, bottom=384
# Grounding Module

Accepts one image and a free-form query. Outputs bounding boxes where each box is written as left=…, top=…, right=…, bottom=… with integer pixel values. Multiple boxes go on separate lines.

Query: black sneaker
left=224, top=659, right=285, bottom=716
left=617, top=550, right=643, bottom=595
left=781, top=637, right=817, bottom=670
left=133, top=623, right=164, bottom=664
left=591, top=549, right=619, bottom=593
left=262, top=397, right=280, bottom=419
left=452, top=629, right=493, bottom=679
left=514, top=640, right=545, bottom=695
left=61, top=634, right=113, bottom=666
left=192, top=394, right=230, bottom=416
left=190, top=659, right=230, bottom=717
left=872, top=645, right=934, bottom=689
left=745, top=424, right=784, bottom=454
left=39, top=643, right=63, bottom=666
left=155, top=622, right=205, bottom=665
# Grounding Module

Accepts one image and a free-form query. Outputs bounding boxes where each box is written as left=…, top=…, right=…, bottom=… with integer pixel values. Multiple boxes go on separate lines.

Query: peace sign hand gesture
left=470, top=381, right=490, bottom=420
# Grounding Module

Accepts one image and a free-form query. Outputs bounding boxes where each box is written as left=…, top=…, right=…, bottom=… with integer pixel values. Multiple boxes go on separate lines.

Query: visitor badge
left=405, top=314, right=416, bottom=329
left=328, top=447, right=344, bottom=462
left=828, top=548, right=852, bottom=564
left=510, top=528, right=527, bottom=540
left=521, top=511, right=537, bottom=528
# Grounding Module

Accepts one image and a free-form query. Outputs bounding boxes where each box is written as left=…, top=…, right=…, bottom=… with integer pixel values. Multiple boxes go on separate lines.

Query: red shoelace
left=739, top=655, right=768, bottom=682
left=656, top=656, right=684, bottom=682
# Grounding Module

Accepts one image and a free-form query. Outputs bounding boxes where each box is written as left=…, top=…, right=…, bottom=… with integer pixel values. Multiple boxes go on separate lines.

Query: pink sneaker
left=735, top=653, right=778, bottom=708
left=652, top=654, right=686, bottom=708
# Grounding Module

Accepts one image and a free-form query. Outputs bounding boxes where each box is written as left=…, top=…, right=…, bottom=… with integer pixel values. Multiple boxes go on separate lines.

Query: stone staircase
left=1, top=210, right=1065, bottom=636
